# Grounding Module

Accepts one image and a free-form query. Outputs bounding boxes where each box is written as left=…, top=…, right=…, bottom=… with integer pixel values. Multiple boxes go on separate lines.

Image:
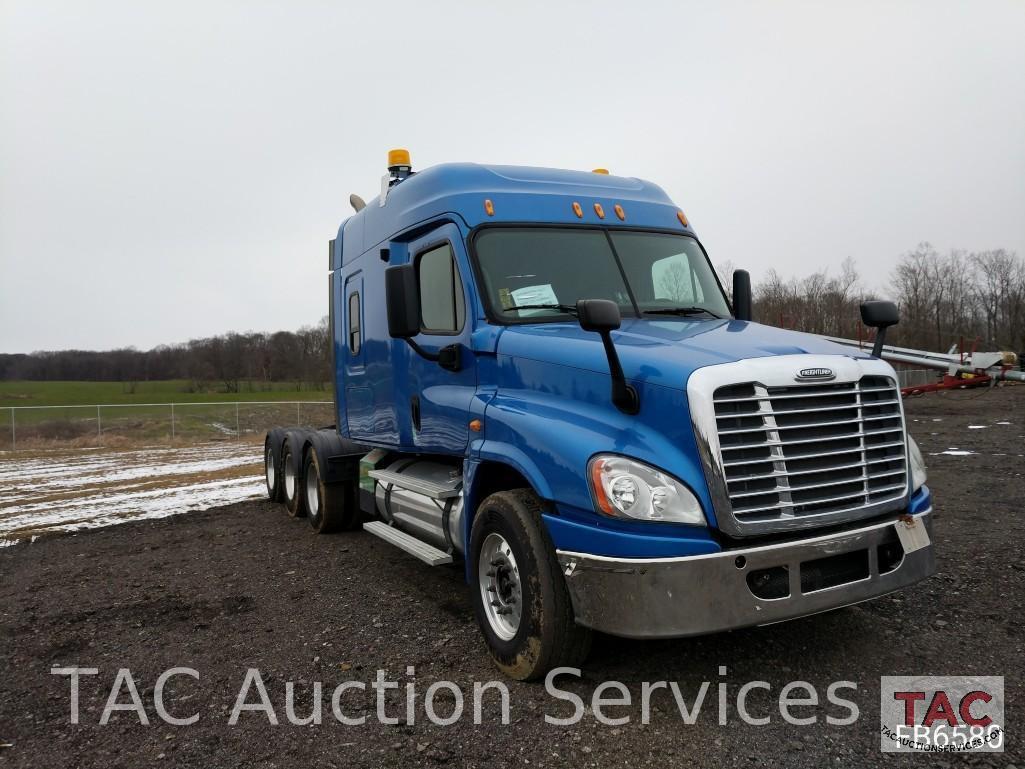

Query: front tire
left=303, top=449, right=360, bottom=533
left=469, top=489, right=591, bottom=681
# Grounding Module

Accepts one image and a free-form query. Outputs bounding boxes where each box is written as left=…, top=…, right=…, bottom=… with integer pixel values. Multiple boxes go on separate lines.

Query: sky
left=1, top=0, right=1024, bottom=354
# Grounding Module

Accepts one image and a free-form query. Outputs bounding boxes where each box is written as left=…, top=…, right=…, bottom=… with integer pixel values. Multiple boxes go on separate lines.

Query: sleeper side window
left=348, top=291, right=361, bottom=354
left=417, top=243, right=465, bottom=333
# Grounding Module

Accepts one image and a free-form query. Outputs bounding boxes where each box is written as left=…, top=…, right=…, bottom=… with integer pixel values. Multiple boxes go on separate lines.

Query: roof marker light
left=614, top=204, right=626, bottom=221
left=677, top=210, right=689, bottom=227
left=572, top=201, right=583, bottom=218
left=593, top=203, right=605, bottom=219
left=592, top=168, right=610, bottom=175
left=484, top=199, right=495, bottom=216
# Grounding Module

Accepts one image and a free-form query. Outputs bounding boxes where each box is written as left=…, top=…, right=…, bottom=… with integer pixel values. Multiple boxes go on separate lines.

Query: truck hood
left=494, top=319, right=872, bottom=389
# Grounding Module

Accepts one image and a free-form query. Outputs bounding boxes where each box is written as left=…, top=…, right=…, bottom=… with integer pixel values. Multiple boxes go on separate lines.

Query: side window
left=417, top=243, right=465, bottom=333
left=348, top=291, right=361, bottom=354
left=651, top=252, right=704, bottom=304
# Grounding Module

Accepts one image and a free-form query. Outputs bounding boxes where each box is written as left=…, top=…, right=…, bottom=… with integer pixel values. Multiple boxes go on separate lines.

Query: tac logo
left=880, top=676, right=1004, bottom=753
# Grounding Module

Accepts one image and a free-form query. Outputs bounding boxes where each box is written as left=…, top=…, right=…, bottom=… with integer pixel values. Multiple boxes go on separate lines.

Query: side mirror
left=385, top=264, right=420, bottom=338
left=860, top=300, right=899, bottom=358
left=575, top=299, right=639, bottom=414
left=732, top=269, right=752, bottom=321
left=577, top=298, right=622, bottom=333
left=384, top=264, right=462, bottom=372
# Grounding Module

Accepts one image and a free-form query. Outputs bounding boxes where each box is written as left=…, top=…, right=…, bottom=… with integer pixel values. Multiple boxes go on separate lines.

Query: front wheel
left=469, top=489, right=591, bottom=681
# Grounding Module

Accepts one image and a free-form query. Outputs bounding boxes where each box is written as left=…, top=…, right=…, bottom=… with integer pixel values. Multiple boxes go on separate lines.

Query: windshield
left=473, top=228, right=731, bottom=322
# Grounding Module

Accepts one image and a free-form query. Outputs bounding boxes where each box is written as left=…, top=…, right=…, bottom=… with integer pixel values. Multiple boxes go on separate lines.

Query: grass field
left=0, top=381, right=335, bottom=448
left=0, top=380, right=331, bottom=408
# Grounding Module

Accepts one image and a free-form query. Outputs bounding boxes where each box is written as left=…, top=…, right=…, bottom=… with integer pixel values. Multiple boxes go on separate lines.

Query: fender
left=478, top=361, right=718, bottom=522
left=461, top=449, right=554, bottom=581
left=303, top=430, right=370, bottom=484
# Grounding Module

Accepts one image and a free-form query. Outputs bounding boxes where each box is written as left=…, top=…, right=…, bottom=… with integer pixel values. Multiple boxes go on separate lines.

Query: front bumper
left=556, top=509, right=935, bottom=639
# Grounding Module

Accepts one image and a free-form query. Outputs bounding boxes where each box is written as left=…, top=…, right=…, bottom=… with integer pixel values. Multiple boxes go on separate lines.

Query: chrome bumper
left=556, top=510, right=935, bottom=639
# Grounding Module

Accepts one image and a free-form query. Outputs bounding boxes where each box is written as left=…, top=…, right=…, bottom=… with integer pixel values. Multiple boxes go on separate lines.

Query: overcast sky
left=2, top=1, right=1023, bottom=353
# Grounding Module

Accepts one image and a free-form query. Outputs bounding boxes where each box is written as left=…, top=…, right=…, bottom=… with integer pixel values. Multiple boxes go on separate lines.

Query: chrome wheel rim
left=284, top=452, right=295, bottom=500
left=305, top=462, right=320, bottom=518
left=265, top=447, right=276, bottom=495
left=478, top=533, right=522, bottom=641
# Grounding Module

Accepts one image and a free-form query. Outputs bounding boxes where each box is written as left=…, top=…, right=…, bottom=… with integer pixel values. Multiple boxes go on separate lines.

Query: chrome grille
left=713, top=376, right=908, bottom=528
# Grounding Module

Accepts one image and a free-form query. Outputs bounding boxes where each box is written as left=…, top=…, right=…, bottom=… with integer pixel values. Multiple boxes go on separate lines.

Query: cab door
left=343, top=271, right=378, bottom=437
left=404, top=224, right=477, bottom=454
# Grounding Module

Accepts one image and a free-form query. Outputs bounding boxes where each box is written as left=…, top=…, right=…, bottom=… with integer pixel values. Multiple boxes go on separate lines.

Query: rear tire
left=469, top=489, right=591, bottom=681
left=304, top=449, right=360, bottom=533
left=282, top=439, right=306, bottom=518
left=264, top=438, right=283, bottom=503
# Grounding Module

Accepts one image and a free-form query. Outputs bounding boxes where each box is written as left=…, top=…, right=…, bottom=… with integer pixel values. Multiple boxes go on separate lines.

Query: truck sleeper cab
left=264, top=152, right=935, bottom=681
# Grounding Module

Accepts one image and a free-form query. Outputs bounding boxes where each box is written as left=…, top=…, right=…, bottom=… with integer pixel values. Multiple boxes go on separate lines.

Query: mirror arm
left=598, top=332, right=640, bottom=414
left=403, top=338, right=439, bottom=362
left=871, top=328, right=888, bottom=359
left=402, top=339, right=462, bottom=372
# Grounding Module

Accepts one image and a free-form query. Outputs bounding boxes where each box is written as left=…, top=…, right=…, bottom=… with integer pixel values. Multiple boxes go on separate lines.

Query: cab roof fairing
left=333, top=163, right=694, bottom=268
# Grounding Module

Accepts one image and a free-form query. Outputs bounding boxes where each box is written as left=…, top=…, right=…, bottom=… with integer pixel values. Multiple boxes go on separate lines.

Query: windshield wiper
left=643, top=306, right=721, bottom=319
left=509, top=303, right=579, bottom=316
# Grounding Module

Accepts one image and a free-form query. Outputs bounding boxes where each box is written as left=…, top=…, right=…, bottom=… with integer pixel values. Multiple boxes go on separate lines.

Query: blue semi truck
left=264, top=150, right=934, bottom=681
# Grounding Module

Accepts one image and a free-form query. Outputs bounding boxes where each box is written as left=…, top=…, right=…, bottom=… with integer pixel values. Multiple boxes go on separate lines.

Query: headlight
left=588, top=455, right=705, bottom=525
left=908, top=435, right=927, bottom=493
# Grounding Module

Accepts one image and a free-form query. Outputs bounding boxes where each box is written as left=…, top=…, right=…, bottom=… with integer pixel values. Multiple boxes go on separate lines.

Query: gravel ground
left=1, top=387, right=1023, bottom=767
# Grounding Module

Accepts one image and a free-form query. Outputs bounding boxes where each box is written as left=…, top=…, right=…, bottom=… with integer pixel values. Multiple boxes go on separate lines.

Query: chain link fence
left=0, top=372, right=948, bottom=451
left=894, top=368, right=940, bottom=390
left=0, top=401, right=334, bottom=451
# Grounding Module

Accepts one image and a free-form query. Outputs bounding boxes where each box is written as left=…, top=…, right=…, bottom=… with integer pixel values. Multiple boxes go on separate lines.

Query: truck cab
left=266, top=151, right=934, bottom=681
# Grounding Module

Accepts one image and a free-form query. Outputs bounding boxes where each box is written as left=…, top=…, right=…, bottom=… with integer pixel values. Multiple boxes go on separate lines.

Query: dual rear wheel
left=303, top=447, right=360, bottom=533
left=267, top=437, right=359, bottom=532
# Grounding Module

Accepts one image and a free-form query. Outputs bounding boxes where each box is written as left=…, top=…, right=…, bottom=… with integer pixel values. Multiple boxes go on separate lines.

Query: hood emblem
left=796, top=367, right=835, bottom=381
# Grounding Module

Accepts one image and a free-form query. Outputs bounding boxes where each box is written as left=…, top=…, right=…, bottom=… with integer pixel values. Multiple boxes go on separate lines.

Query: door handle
left=410, top=395, right=421, bottom=433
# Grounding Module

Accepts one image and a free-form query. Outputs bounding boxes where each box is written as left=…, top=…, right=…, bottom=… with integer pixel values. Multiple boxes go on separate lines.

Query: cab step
left=362, top=521, right=453, bottom=566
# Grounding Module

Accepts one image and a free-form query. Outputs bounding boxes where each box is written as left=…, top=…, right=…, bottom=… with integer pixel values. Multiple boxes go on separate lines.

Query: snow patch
left=0, top=443, right=262, bottom=543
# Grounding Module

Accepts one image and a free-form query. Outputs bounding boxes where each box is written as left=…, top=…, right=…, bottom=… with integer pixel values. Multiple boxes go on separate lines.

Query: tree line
left=719, top=243, right=1024, bottom=354
left=3, top=243, right=1022, bottom=389
left=0, top=319, right=333, bottom=392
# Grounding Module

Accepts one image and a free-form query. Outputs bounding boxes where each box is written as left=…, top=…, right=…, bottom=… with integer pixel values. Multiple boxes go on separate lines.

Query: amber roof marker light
left=572, top=201, right=584, bottom=218
left=677, top=210, right=690, bottom=227
left=614, top=204, right=626, bottom=221
left=593, top=203, right=605, bottom=219
left=484, top=199, right=495, bottom=216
